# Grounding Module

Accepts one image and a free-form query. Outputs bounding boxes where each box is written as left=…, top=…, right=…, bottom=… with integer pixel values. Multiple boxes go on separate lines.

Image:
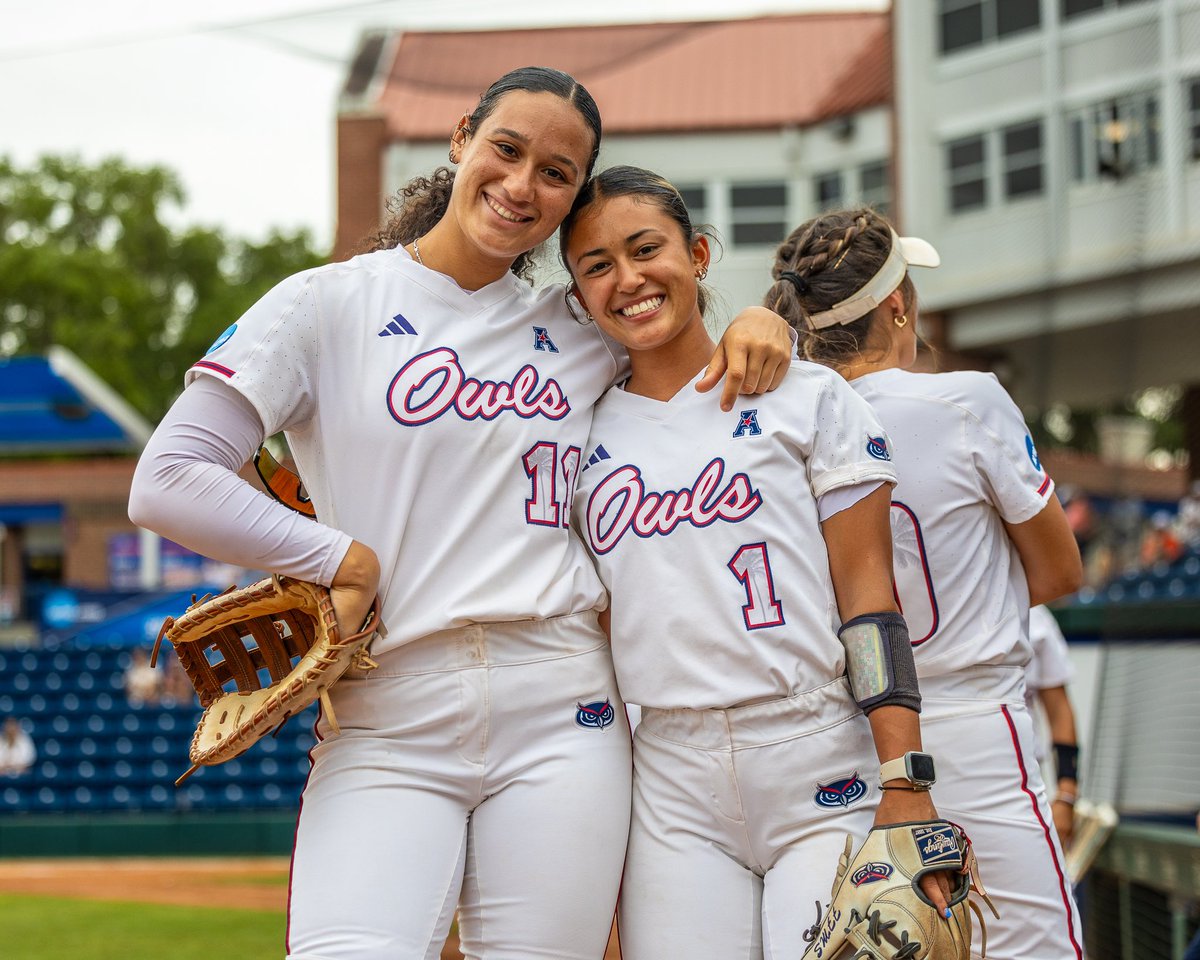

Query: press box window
left=1188, top=79, right=1200, bottom=161
left=1002, top=120, right=1043, bottom=199
left=939, top=0, right=1040, bottom=55
left=730, top=183, right=788, bottom=246
left=814, top=172, right=844, bottom=211
left=946, top=134, right=987, bottom=212
left=1068, top=93, right=1160, bottom=182
left=1062, top=0, right=1151, bottom=19
left=859, top=161, right=891, bottom=216
left=676, top=186, right=708, bottom=226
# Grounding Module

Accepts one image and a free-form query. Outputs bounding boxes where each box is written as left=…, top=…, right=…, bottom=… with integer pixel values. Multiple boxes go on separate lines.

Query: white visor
left=806, top=229, right=940, bottom=329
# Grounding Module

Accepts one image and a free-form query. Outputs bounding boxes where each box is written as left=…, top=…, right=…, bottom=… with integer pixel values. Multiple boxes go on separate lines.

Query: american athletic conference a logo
left=732, top=409, right=762, bottom=438
left=814, top=772, right=868, bottom=808
left=575, top=699, right=615, bottom=730
left=532, top=326, right=559, bottom=353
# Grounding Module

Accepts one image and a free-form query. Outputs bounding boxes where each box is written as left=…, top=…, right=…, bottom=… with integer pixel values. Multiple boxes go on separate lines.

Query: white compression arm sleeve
left=817, top=479, right=887, bottom=523
left=128, top=377, right=351, bottom=585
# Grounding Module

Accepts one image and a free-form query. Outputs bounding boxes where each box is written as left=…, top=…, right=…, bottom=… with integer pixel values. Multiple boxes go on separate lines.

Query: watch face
left=909, top=753, right=936, bottom=784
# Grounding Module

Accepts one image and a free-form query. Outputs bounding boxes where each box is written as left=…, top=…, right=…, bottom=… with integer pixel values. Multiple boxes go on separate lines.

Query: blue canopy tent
left=0, top=347, right=151, bottom=455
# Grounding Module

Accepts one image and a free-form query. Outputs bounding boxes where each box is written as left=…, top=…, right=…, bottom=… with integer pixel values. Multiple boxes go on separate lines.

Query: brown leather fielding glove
left=153, top=575, right=381, bottom=783
left=802, top=820, right=998, bottom=960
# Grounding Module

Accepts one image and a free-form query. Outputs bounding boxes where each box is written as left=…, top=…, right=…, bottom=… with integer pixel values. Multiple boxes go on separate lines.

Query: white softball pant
left=618, top=678, right=879, bottom=960
left=921, top=665, right=1086, bottom=960
left=285, top=612, right=633, bottom=960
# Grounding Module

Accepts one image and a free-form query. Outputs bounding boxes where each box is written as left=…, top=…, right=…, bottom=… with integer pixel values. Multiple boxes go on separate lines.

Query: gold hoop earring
left=696, top=268, right=708, bottom=281
left=894, top=314, right=908, bottom=328
left=565, top=286, right=593, bottom=322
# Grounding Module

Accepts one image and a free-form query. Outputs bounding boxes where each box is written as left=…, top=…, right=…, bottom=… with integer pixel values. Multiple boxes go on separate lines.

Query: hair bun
left=779, top=270, right=810, bottom=295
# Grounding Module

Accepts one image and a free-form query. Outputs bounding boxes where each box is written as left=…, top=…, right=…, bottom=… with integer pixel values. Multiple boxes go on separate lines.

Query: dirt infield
left=0, top=857, right=290, bottom=911
left=0, top=858, right=621, bottom=958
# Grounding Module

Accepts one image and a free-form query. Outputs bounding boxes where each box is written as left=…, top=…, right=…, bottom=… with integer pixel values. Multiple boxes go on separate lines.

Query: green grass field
left=0, top=894, right=285, bottom=960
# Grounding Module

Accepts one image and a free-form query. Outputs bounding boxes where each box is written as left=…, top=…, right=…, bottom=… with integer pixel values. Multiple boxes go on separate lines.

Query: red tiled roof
left=364, top=13, right=891, bottom=141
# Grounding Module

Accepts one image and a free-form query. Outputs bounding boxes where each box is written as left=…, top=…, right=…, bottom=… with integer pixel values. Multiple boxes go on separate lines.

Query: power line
left=0, top=0, right=410, bottom=63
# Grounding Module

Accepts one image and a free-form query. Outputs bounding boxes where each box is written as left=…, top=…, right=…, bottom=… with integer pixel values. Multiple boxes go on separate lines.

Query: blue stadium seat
left=260, top=782, right=286, bottom=805
left=146, top=783, right=172, bottom=807
left=33, top=786, right=59, bottom=810
left=105, top=784, right=134, bottom=810
left=0, top=644, right=315, bottom=814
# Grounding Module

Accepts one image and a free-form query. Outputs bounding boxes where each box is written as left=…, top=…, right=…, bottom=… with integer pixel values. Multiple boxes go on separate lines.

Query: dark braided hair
left=361, top=67, right=602, bottom=283
left=765, top=207, right=914, bottom=368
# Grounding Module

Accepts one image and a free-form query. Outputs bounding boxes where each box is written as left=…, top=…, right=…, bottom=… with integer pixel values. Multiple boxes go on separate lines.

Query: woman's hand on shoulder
left=330, top=540, right=381, bottom=637
left=697, top=306, right=794, bottom=411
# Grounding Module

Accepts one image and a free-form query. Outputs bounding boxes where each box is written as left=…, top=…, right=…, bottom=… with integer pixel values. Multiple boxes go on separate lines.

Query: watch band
left=879, top=755, right=912, bottom=784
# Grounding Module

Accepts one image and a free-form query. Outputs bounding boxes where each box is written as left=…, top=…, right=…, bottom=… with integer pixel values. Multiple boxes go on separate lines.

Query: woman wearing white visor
left=766, top=209, right=1086, bottom=960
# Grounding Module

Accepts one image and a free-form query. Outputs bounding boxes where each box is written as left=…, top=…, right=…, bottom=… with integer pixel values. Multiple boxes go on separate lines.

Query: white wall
left=895, top=0, right=1200, bottom=363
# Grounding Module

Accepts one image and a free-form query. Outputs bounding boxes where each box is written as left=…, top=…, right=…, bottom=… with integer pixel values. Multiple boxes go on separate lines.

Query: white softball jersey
left=573, top=359, right=897, bottom=710
left=1026, top=604, right=1075, bottom=697
left=851, top=369, right=1084, bottom=960
left=1026, top=603, right=1076, bottom=765
left=189, top=247, right=621, bottom=653
left=850, top=368, right=1054, bottom=697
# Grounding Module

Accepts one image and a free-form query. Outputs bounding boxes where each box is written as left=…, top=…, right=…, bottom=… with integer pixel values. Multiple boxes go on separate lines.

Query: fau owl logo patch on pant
left=814, top=772, right=868, bottom=808
left=575, top=699, right=615, bottom=730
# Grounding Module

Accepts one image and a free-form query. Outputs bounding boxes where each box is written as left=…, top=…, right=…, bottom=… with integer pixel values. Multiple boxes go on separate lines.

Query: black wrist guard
left=838, top=611, right=921, bottom=715
left=1053, top=742, right=1079, bottom=782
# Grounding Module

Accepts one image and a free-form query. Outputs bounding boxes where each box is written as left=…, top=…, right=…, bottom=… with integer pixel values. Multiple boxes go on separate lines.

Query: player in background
left=1026, top=604, right=1081, bottom=850
left=766, top=207, right=1086, bottom=960
left=128, top=68, right=794, bottom=960
left=561, top=167, right=959, bottom=960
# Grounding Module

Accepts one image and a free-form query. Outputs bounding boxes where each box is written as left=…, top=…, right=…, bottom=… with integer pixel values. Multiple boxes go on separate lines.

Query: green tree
left=0, top=154, right=325, bottom=420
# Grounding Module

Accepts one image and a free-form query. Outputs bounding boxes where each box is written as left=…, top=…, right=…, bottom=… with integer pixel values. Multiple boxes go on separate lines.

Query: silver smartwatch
left=879, top=751, right=936, bottom=790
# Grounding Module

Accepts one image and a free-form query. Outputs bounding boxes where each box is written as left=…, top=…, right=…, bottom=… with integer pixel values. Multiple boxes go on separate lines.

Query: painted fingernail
left=943, top=907, right=952, bottom=919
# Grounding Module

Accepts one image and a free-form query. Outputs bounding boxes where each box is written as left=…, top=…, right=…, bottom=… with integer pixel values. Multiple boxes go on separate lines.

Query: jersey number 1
left=728, top=542, right=784, bottom=630
left=523, top=442, right=582, bottom=527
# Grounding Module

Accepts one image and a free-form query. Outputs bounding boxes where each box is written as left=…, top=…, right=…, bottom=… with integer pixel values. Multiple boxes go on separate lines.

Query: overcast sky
left=1, top=0, right=885, bottom=249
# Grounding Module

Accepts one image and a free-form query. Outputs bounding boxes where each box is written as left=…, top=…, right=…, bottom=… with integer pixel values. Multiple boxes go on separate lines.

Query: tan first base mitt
left=152, top=575, right=382, bottom=783
left=802, top=820, right=998, bottom=960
